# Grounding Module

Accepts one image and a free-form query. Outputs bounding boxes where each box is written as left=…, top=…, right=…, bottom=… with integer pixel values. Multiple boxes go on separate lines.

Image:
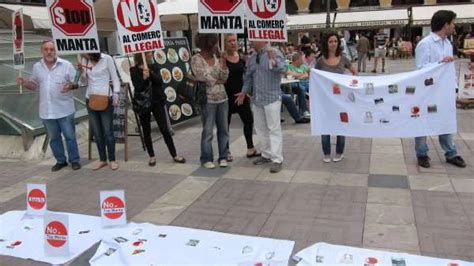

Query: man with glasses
left=236, top=42, right=288, bottom=173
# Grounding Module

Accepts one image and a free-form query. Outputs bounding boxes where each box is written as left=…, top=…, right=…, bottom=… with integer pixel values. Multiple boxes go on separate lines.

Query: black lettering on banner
left=56, top=38, right=98, bottom=51
left=249, top=20, right=255, bottom=28
left=201, top=16, right=242, bottom=30
left=123, top=35, right=131, bottom=43
left=131, top=30, right=162, bottom=42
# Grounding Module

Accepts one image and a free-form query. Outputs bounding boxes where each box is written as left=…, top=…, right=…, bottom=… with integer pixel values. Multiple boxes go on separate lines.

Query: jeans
left=87, top=98, right=116, bottom=162
left=322, top=135, right=345, bottom=155
left=357, top=52, right=367, bottom=72
left=42, top=113, right=80, bottom=164
left=200, top=101, right=229, bottom=163
left=291, top=82, right=309, bottom=114
left=282, top=94, right=302, bottom=122
left=139, top=104, right=177, bottom=158
left=415, top=134, right=457, bottom=159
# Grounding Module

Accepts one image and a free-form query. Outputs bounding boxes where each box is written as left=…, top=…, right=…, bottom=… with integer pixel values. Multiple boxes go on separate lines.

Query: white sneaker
left=203, top=162, right=215, bottom=169
left=303, top=111, right=311, bottom=118
left=333, top=154, right=344, bottom=162
left=219, top=160, right=228, bottom=168
left=323, top=155, right=331, bottom=163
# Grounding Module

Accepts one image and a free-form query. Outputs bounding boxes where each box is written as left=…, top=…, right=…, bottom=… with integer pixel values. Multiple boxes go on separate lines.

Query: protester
left=191, top=33, right=229, bottom=169
left=235, top=42, right=288, bottom=173
left=16, top=40, right=81, bottom=172
left=414, top=10, right=466, bottom=168
left=314, top=31, right=357, bottom=163
left=356, top=33, right=370, bottom=72
left=80, top=52, right=120, bottom=170
left=372, top=29, right=389, bottom=73
left=223, top=34, right=259, bottom=161
left=130, top=52, right=186, bottom=166
left=287, top=52, right=310, bottom=117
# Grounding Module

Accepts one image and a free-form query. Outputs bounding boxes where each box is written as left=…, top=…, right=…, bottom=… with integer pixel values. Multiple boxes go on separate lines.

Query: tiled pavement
left=1, top=59, right=473, bottom=265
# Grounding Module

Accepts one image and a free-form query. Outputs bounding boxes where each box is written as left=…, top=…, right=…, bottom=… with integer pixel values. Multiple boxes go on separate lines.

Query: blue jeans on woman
left=322, top=135, right=345, bottom=155
left=415, top=135, right=457, bottom=159
left=42, top=113, right=80, bottom=164
left=87, top=98, right=116, bottom=162
left=200, top=101, right=229, bottom=164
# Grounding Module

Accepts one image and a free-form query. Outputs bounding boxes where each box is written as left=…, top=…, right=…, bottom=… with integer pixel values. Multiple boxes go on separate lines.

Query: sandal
left=246, top=150, right=261, bottom=158
left=173, top=156, right=186, bottom=164
left=110, top=161, right=119, bottom=171
left=149, top=158, right=156, bottom=167
left=227, top=151, right=234, bottom=162
left=92, top=161, right=107, bottom=171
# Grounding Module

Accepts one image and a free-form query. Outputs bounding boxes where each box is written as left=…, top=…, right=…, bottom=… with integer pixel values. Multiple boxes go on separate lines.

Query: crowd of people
left=16, top=10, right=467, bottom=175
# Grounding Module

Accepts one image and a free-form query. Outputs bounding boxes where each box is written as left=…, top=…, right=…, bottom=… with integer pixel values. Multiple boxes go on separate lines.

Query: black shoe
left=371, top=70, right=376, bottom=73
left=280, top=119, right=285, bottom=123
left=51, top=162, right=68, bottom=172
left=296, top=117, right=310, bottom=124
left=382, top=69, right=385, bottom=73
left=417, top=156, right=431, bottom=168
left=71, top=162, right=81, bottom=170
left=446, top=156, right=466, bottom=168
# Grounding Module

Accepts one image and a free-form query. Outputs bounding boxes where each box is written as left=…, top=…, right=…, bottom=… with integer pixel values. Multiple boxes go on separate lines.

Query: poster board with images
left=458, top=61, right=474, bottom=100
left=154, top=37, right=197, bottom=124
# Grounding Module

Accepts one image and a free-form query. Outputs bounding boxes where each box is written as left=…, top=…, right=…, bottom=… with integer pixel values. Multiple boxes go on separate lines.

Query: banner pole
left=141, top=53, right=148, bottom=70
left=19, top=69, right=23, bottom=94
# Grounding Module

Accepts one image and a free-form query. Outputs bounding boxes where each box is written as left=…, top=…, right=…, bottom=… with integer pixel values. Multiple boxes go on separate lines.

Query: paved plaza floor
left=1, top=58, right=473, bottom=265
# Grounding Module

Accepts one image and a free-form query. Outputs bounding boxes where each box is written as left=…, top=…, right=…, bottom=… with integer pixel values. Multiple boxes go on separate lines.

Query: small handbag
left=88, top=94, right=109, bottom=111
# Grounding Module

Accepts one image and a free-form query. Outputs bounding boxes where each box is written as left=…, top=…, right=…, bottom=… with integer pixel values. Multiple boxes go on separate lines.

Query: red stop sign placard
left=45, top=221, right=68, bottom=248
left=202, top=0, right=242, bottom=14
left=102, top=196, right=125, bottom=219
left=28, top=189, right=46, bottom=210
left=50, top=0, right=95, bottom=36
left=116, top=0, right=156, bottom=32
left=247, top=0, right=281, bottom=19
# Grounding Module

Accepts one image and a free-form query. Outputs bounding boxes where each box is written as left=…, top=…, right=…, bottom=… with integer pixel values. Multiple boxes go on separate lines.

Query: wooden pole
left=18, top=69, right=23, bottom=94
left=141, top=53, right=148, bottom=70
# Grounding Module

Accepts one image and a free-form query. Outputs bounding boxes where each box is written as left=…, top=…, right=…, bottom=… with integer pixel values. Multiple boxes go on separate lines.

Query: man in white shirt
left=414, top=10, right=466, bottom=168
left=17, top=40, right=81, bottom=171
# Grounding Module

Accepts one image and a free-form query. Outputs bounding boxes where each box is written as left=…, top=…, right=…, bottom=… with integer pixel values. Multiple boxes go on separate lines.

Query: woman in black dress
left=130, top=52, right=186, bottom=166
left=224, top=34, right=259, bottom=161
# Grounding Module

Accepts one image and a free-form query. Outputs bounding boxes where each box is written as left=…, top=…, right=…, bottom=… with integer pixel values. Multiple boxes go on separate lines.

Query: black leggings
left=227, top=98, right=254, bottom=149
left=139, top=104, right=177, bottom=158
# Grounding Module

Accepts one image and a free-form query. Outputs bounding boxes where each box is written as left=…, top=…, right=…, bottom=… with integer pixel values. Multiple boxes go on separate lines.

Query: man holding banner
left=414, top=10, right=466, bottom=168
left=16, top=40, right=81, bottom=172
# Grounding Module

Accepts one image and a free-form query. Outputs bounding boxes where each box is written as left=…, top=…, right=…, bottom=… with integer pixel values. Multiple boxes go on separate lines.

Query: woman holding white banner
left=314, top=32, right=357, bottom=163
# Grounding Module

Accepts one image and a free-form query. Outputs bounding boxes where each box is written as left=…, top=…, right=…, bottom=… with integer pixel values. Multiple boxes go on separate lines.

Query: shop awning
left=0, top=3, right=50, bottom=30
left=334, top=8, right=408, bottom=29
left=287, top=13, right=331, bottom=30
left=412, top=4, right=474, bottom=26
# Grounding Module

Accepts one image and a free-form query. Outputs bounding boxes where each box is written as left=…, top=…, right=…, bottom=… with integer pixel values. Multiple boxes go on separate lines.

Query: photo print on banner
left=198, top=0, right=245, bottom=33
left=46, top=0, right=100, bottom=54
left=113, top=0, right=164, bottom=55
left=246, top=0, right=287, bottom=42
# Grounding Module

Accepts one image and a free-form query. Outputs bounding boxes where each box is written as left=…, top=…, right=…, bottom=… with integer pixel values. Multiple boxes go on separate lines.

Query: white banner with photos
left=0, top=211, right=102, bottom=265
left=309, top=63, right=457, bottom=138
left=293, top=242, right=474, bottom=266
left=90, top=222, right=295, bottom=266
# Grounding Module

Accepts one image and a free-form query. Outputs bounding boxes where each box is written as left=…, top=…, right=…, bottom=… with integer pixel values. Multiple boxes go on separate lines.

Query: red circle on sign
left=28, top=189, right=46, bottom=210
left=411, top=106, right=420, bottom=114
left=45, top=221, right=68, bottom=248
left=117, top=0, right=156, bottom=32
left=50, top=0, right=95, bottom=36
left=201, top=0, right=242, bottom=14
left=247, top=0, right=281, bottom=19
left=102, top=196, right=125, bottom=219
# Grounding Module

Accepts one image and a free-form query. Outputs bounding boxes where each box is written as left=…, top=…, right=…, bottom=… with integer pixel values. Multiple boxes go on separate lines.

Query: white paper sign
left=245, top=0, right=287, bottom=42
left=44, top=214, right=70, bottom=257
left=46, top=0, right=100, bottom=55
left=12, top=8, right=25, bottom=70
left=198, top=0, right=245, bottom=33
left=112, top=0, right=165, bottom=55
left=100, top=190, right=127, bottom=227
left=26, top=184, right=47, bottom=216
left=458, top=61, right=474, bottom=99
left=309, top=63, right=457, bottom=138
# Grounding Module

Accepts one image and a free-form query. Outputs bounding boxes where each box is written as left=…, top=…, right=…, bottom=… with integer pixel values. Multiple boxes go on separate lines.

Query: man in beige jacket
left=356, top=33, right=370, bottom=72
